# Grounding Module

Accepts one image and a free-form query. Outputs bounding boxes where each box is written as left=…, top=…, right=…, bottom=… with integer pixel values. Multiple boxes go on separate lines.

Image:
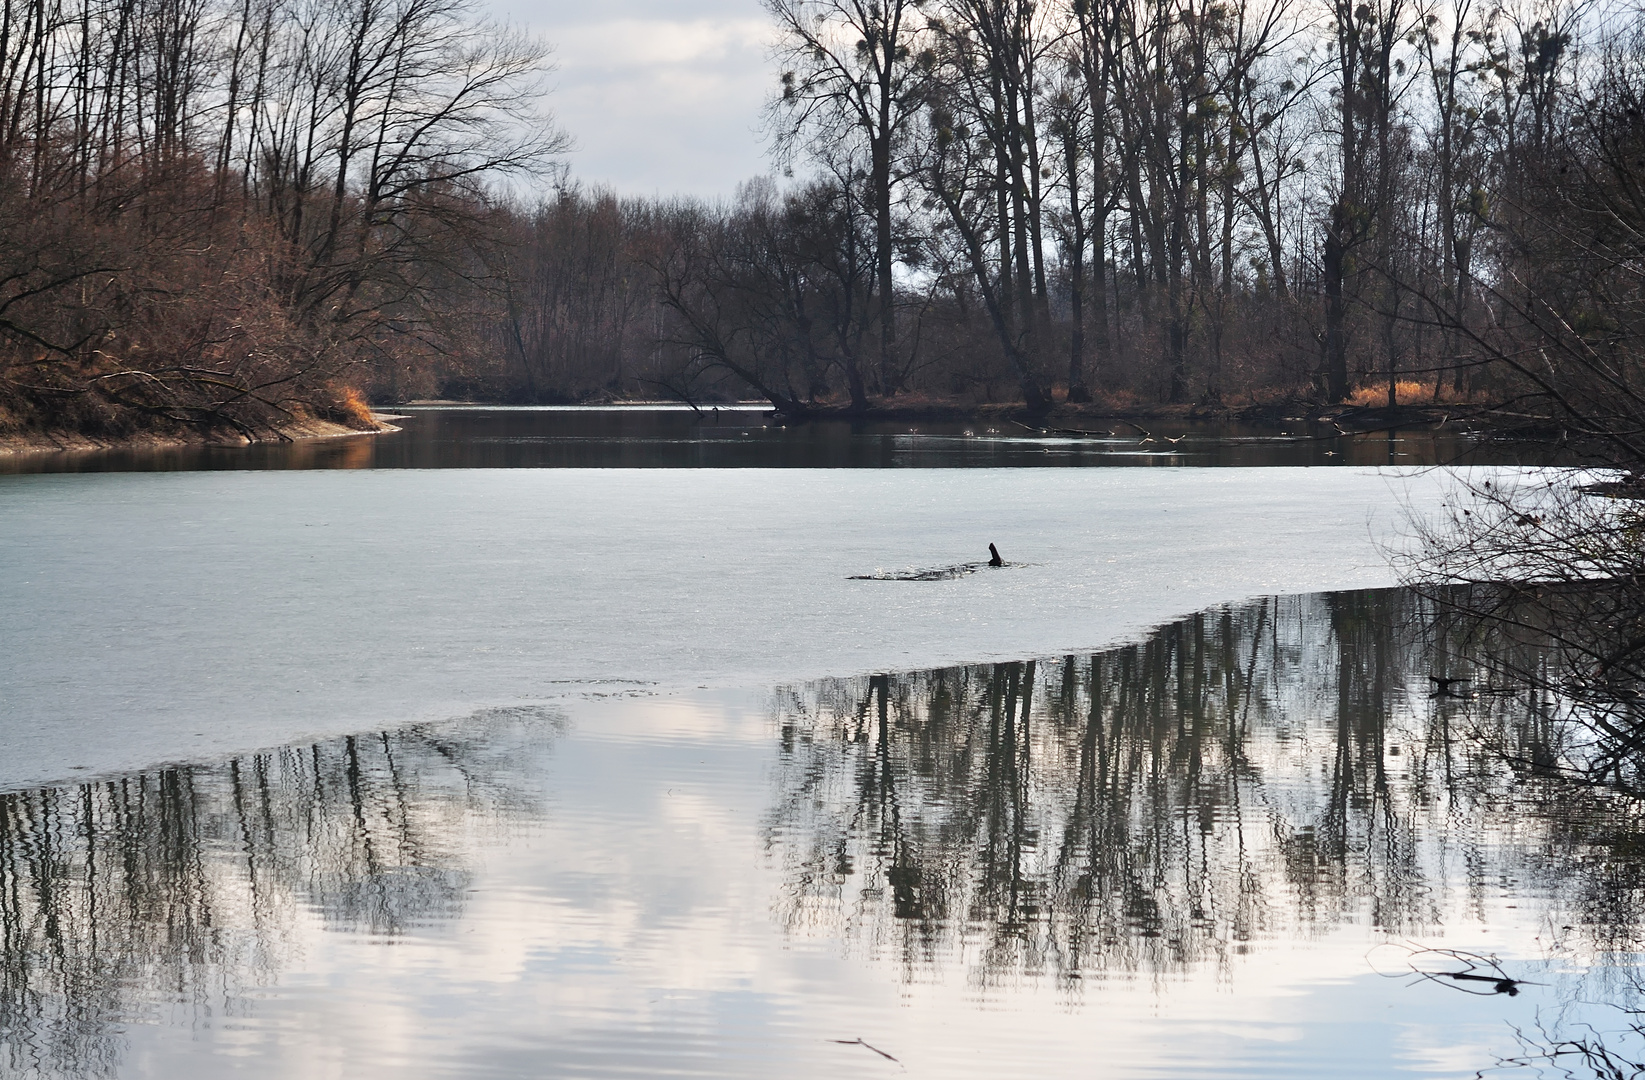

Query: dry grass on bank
left=1346, top=380, right=1481, bottom=407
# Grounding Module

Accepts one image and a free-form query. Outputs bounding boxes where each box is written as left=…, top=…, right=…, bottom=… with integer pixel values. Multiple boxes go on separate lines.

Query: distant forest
left=5, top=0, right=1645, bottom=437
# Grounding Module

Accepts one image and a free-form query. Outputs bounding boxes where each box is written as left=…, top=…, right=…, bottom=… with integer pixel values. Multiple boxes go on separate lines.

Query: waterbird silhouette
left=1430, top=675, right=1472, bottom=698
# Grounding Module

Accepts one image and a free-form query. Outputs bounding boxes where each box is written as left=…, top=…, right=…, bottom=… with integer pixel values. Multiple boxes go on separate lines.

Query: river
left=0, top=408, right=1631, bottom=1079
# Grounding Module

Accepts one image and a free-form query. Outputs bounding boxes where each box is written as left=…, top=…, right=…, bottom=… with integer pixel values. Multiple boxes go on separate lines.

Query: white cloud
left=553, top=16, right=770, bottom=70
left=525, top=13, right=779, bottom=197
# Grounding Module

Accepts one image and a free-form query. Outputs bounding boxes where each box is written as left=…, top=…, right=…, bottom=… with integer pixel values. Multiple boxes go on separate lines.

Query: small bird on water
left=989, top=543, right=1003, bottom=567
left=1430, top=675, right=1471, bottom=698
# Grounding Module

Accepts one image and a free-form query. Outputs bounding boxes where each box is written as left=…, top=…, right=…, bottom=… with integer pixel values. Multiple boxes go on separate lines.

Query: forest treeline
left=7, top=0, right=1645, bottom=442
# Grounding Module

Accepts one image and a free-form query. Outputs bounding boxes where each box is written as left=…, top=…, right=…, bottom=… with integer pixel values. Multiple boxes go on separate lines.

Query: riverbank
left=0, top=414, right=397, bottom=456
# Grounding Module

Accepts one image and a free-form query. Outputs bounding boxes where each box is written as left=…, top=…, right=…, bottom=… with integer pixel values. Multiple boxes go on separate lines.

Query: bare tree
left=767, top=0, right=926, bottom=400
left=0, top=0, right=563, bottom=439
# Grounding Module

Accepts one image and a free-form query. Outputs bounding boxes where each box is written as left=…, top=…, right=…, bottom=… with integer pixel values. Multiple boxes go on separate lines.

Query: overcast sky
left=492, top=0, right=778, bottom=199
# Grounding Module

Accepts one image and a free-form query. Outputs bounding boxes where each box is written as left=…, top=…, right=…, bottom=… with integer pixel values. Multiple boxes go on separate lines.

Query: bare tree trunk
left=1064, top=112, right=1089, bottom=401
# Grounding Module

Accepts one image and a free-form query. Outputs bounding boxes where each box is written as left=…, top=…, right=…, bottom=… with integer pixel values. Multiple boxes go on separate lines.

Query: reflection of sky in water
left=5, top=590, right=1644, bottom=1078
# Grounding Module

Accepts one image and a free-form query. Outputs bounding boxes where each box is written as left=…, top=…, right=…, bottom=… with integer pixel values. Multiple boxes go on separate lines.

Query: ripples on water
left=4, top=588, right=1643, bottom=1078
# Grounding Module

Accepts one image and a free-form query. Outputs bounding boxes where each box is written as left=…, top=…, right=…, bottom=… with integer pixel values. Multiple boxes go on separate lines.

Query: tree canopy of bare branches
left=0, top=0, right=563, bottom=440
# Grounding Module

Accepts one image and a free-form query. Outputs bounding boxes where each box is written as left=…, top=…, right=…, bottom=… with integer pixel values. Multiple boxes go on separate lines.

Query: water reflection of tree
left=0, top=707, right=558, bottom=1080
left=1408, top=476, right=1645, bottom=794
left=766, top=588, right=1645, bottom=988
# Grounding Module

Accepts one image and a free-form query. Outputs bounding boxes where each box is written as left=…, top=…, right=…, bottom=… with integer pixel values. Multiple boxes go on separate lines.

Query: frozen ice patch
left=0, top=466, right=1539, bottom=788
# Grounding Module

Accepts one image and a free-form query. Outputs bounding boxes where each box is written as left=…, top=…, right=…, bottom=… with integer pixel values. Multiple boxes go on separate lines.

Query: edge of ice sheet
left=0, top=465, right=1545, bottom=789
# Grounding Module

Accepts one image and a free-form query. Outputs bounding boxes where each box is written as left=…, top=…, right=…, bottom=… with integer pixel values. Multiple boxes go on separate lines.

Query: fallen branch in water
left=831, top=1037, right=899, bottom=1063
left=1368, top=941, right=1542, bottom=996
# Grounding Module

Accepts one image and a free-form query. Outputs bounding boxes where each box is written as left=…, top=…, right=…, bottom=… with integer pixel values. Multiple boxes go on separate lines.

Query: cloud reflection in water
left=4, top=591, right=1645, bottom=1078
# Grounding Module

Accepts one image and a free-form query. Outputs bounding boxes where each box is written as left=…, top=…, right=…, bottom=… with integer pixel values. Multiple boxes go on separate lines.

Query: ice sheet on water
left=0, top=466, right=1521, bottom=789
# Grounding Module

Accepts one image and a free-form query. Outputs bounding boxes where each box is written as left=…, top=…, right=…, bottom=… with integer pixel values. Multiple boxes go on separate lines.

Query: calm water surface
left=0, top=409, right=1632, bottom=1078
left=0, top=404, right=1552, bottom=473
left=3, top=590, right=1641, bottom=1078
